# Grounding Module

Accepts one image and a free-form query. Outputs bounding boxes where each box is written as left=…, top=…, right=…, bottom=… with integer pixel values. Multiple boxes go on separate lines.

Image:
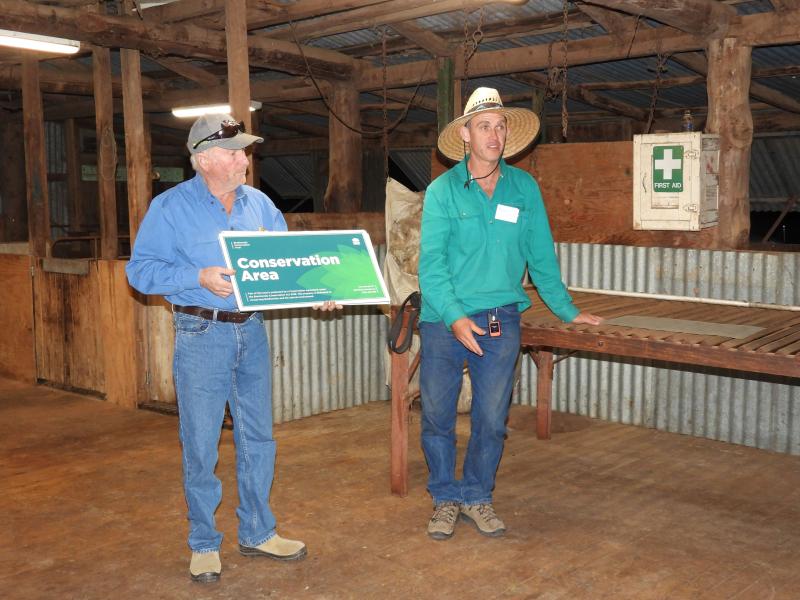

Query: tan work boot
left=427, top=502, right=460, bottom=540
left=460, top=503, right=506, bottom=537
left=189, top=550, right=221, bottom=583
left=239, top=534, right=307, bottom=561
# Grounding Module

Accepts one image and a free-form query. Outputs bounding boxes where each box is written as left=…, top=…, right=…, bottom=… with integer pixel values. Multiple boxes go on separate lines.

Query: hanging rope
left=287, top=18, right=428, bottom=138
left=626, top=14, right=642, bottom=59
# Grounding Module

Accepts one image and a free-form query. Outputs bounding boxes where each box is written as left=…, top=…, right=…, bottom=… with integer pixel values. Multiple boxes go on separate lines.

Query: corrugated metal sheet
left=390, top=149, right=430, bottom=190
left=514, top=243, right=800, bottom=455
left=750, top=134, right=800, bottom=211
left=265, top=246, right=390, bottom=423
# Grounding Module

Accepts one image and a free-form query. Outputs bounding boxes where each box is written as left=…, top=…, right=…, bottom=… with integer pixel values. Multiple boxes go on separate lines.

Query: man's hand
left=571, top=311, right=603, bottom=326
left=451, top=317, right=486, bottom=356
left=199, top=266, right=235, bottom=298
left=312, top=300, right=343, bottom=312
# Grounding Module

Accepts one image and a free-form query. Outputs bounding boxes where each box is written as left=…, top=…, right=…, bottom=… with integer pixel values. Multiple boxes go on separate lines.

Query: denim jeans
left=419, top=304, right=521, bottom=506
left=173, top=310, right=276, bottom=553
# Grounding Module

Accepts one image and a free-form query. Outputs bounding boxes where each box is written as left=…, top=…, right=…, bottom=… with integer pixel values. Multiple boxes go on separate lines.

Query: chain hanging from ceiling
left=461, top=7, right=484, bottom=107
left=645, top=43, right=670, bottom=134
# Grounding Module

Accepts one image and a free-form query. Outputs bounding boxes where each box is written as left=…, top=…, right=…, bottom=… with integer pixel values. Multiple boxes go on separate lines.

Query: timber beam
left=582, top=0, right=736, bottom=38
left=0, top=0, right=355, bottom=80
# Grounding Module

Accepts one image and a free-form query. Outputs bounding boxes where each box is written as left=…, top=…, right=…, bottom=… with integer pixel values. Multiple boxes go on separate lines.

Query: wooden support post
left=535, top=347, right=554, bottom=440
left=64, top=119, right=84, bottom=234
left=120, top=36, right=152, bottom=244
left=121, top=0, right=152, bottom=408
left=706, top=37, right=753, bottom=249
left=93, top=45, right=118, bottom=259
left=226, top=0, right=255, bottom=187
left=324, top=81, right=361, bottom=212
left=250, top=108, right=261, bottom=188
left=21, top=57, right=50, bottom=257
left=436, top=57, right=454, bottom=134
left=0, top=115, right=29, bottom=243
left=390, top=306, right=411, bottom=497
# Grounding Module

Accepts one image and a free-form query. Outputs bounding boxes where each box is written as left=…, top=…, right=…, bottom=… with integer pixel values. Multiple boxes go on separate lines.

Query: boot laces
left=431, top=503, right=459, bottom=524
left=476, top=503, right=500, bottom=523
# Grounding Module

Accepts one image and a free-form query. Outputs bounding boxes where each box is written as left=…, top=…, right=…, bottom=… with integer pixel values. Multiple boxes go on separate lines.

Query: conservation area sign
left=219, top=230, right=389, bottom=311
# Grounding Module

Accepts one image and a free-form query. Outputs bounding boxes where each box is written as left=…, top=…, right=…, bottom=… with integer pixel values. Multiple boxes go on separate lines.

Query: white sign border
left=218, top=229, right=390, bottom=311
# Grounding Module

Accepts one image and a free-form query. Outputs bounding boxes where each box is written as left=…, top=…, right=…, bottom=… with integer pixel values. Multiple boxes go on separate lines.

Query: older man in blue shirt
left=127, top=115, right=320, bottom=583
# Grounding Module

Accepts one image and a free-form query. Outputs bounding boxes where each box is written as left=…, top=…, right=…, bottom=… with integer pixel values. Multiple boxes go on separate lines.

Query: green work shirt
left=419, top=157, right=579, bottom=327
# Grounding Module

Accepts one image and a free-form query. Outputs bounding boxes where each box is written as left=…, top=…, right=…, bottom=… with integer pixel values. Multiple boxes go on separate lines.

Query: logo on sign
left=652, top=145, right=684, bottom=193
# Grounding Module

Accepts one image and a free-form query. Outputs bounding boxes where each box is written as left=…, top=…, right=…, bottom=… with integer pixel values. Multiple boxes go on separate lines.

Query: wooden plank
left=390, top=307, right=410, bottom=496
left=433, top=144, right=722, bottom=248
left=21, top=58, right=50, bottom=258
left=0, top=115, right=28, bottom=242
left=0, top=255, right=35, bottom=382
left=520, top=326, right=800, bottom=379
left=323, top=81, right=362, bottom=212
left=584, top=0, right=735, bottom=38
left=283, top=212, right=385, bottom=245
left=226, top=0, right=255, bottom=187
left=64, top=119, right=84, bottom=234
left=97, top=260, right=138, bottom=408
left=33, top=261, right=105, bottom=392
left=93, top=45, right=118, bottom=259
left=0, top=0, right=355, bottom=80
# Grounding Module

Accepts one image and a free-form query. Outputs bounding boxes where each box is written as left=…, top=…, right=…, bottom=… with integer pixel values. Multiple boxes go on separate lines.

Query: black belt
left=173, top=305, right=252, bottom=324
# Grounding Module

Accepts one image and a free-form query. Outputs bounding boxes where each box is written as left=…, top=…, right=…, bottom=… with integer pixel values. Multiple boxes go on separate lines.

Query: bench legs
left=533, top=347, right=554, bottom=440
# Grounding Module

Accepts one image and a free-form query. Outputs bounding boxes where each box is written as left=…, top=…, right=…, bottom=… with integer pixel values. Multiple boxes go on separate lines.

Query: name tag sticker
left=495, top=204, right=519, bottom=223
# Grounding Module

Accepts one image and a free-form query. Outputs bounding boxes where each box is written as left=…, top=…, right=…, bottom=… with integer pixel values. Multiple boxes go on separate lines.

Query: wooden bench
left=389, top=289, right=800, bottom=496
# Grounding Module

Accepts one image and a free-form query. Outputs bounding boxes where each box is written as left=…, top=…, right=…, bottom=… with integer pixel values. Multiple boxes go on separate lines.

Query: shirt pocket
left=454, top=205, right=484, bottom=244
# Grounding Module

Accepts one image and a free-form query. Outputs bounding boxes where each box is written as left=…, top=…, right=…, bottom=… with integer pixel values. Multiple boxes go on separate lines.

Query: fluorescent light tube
left=0, top=29, right=80, bottom=54
left=172, top=101, right=263, bottom=118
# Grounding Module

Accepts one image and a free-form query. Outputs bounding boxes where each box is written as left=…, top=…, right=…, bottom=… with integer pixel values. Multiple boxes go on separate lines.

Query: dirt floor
left=2, top=376, right=799, bottom=600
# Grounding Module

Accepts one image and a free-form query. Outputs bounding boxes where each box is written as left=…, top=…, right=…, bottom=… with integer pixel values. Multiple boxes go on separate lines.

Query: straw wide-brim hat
left=437, top=87, right=540, bottom=161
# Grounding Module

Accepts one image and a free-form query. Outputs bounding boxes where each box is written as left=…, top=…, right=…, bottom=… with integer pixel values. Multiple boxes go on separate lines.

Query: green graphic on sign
left=219, top=230, right=389, bottom=311
left=652, top=145, right=684, bottom=193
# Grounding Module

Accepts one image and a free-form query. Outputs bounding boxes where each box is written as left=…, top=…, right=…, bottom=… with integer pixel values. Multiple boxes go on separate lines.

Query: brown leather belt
left=173, top=304, right=252, bottom=324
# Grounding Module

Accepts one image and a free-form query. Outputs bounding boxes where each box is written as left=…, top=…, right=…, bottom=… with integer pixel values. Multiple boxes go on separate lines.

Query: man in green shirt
left=419, top=87, right=602, bottom=540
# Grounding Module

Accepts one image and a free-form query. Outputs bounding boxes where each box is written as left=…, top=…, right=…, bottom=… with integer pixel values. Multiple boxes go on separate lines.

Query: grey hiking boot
left=460, top=503, right=506, bottom=537
left=427, top=502, right=460, bottom=540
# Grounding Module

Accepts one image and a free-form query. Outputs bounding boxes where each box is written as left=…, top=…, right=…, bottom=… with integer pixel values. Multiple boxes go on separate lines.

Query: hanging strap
left=387, top=292, right=421, bottom=354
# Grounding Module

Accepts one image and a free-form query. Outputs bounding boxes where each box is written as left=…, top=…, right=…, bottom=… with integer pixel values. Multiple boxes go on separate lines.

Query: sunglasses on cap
left=192, top=119, right=246, bottom=150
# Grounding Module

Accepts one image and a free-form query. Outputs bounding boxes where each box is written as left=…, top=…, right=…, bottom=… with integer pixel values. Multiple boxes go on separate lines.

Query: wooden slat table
left=389, top=290, right=800, bottom=496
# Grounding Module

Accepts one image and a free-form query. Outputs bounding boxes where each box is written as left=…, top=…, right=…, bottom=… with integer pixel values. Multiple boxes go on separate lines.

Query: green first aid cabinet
left=633, top=132, right=720, bottom=231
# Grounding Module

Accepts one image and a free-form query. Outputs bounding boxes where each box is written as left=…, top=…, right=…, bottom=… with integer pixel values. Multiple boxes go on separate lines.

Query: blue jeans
left=173, top=311, right=276, bottom=553
left=419, top=304, right=521, bottom=506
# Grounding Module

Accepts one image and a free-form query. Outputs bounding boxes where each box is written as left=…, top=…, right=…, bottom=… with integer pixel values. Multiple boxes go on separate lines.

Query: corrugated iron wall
left=265, top=246, right=390, bottom=424
left=515, top=244, right=800, bottom=455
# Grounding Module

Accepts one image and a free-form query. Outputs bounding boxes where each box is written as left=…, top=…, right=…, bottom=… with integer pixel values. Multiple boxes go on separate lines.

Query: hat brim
left=437, top=106, right=540, bottom=162
left=188, top=132, right=264, bottom=155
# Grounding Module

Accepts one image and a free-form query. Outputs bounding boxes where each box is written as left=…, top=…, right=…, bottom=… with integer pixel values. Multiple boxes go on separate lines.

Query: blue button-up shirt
left=126, top=173, right=287, bottom=310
